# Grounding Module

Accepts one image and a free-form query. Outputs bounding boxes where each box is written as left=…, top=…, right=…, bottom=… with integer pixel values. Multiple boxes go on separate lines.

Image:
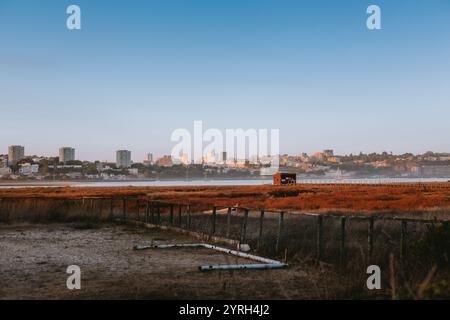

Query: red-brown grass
left=1, top=183, right=450, bottom=215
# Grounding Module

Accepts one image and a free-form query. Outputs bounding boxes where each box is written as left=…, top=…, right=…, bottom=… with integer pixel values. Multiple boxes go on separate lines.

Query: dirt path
left=0, top=223, right=321, bottom=299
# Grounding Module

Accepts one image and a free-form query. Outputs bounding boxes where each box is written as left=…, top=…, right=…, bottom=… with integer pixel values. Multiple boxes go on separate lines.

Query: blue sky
left=0, top=0, right=449, bottom=161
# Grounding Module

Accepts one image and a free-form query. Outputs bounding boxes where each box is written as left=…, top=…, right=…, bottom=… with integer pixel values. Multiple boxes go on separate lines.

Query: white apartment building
left=18, top=163, right=39, bottom=175
left=0, top=167, right=12, bottom=177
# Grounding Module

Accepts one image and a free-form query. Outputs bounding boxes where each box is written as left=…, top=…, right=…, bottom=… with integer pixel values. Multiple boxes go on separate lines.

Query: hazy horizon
left=3, top=146, right=450, bottom=164
left=1, top=0, right=450, bottom=162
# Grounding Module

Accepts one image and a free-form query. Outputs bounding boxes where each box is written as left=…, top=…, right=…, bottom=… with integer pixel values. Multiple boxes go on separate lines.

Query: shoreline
left=0, top=176, right=449, bottom=188
left=0, top=177, right=272, bottom=188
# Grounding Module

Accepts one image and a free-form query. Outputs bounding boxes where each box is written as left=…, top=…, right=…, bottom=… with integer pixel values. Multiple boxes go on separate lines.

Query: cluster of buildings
left=0, top=145, right=162, bottom=180
left=0, top=144, right=268, bottom=180
left=0, top=146, right=27, bottom=177
left=279, top=150, right=450, bottom=178
left=2, top=145, right=450, bottom=180
left=2, top=146, right=76, bottom=166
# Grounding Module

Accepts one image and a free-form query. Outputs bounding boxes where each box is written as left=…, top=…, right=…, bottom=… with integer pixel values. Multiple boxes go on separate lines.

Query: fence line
left=0, top=195, right=448, bottom=265
left=132, top=198, right=450, bottom=264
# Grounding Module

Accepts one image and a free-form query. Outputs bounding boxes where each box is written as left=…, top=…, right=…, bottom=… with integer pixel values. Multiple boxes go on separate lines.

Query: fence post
left=178, top=204, right=182, bottom=226
left=186, top=205, right=191, bottom=229
left=275, top=211, right=284, bottom=254
left=32, top=197, right=37, bottom=214
left=169, top=204, right=174, bottom=226
left=317, top=215, right=323, bottom=260
left=109, top=198, right=114, bottom=221
left=145, top=200, right=150, bottom=223
left=257, top=210, right=265, bottom=252
left=8, top=199, right=14, bottom=222
left=226, top=207, right=232, bottom=238
left=136, top=199, right=140, bottom=221
left=151, top=201, right=155, bottom=224
left=368, top=216, right=374, bottom=260
left=36, top=199, right=41, bottom=221
left=210, top=206, right=217, bottom=236
left=240, top=209, right=249, bottom=244
left=340, top=217, right=346, bottom=266
left=156, top=202, right=161, bottom=225
left=400, top=220, right=407, bottom=261
left=123, top=198, right=127, bottom=221
left=98, top=198, right=103, bottom=220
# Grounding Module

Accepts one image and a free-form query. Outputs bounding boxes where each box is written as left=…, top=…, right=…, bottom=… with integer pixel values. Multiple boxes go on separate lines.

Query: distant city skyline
left=3, top=144, right=450, bottom=165
left=1, top=1, right=450, bottom=161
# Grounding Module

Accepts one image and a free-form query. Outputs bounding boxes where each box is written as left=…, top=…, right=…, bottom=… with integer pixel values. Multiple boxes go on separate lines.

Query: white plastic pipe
left=201, top=243, right=284, bottom=265
left=133, top=243, right=288, bottom=271
left=199, top=263, right=287, bottom=271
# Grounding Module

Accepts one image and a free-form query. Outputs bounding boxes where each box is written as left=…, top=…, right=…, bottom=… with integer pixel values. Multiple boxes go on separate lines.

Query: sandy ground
left=0, top=223, right=323, bottom=300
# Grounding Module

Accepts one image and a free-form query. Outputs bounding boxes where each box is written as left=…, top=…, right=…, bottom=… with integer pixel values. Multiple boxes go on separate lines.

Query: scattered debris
left=239, top=244, right=251, bottom=252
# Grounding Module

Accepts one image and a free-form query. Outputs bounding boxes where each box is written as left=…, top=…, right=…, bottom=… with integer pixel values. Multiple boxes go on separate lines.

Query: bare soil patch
left=0, top=223, right=322, bottom=299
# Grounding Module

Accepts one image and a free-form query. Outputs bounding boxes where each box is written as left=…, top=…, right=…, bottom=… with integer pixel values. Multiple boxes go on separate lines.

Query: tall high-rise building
left=143, top=153, right=153, bottom=166
left=222, top=151, right=227, bottom=164
left=116, top=150, right=132, bottom=168
left=8, top=145, right=25, bottom=166
left=59, top=147, right=75, bottom=163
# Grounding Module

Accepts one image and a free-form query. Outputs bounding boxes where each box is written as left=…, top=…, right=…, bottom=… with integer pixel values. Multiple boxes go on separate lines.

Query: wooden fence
left=0, top=195, right=448, bottom=265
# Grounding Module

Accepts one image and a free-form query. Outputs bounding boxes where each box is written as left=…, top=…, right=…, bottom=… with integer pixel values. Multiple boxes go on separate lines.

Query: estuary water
left=0, top=177, right=448, bottom=188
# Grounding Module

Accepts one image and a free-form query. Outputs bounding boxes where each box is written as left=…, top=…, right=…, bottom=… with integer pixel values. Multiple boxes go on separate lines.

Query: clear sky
left=1, top=0, right=449, bottom=161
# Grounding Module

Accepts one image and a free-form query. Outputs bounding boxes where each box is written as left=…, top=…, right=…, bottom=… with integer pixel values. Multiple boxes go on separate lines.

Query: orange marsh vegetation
left=1, top=183, right=450, bottom=215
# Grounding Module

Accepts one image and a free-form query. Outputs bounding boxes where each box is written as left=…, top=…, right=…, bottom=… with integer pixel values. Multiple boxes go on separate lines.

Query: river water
left=0, top=177, right=449, bottom=188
